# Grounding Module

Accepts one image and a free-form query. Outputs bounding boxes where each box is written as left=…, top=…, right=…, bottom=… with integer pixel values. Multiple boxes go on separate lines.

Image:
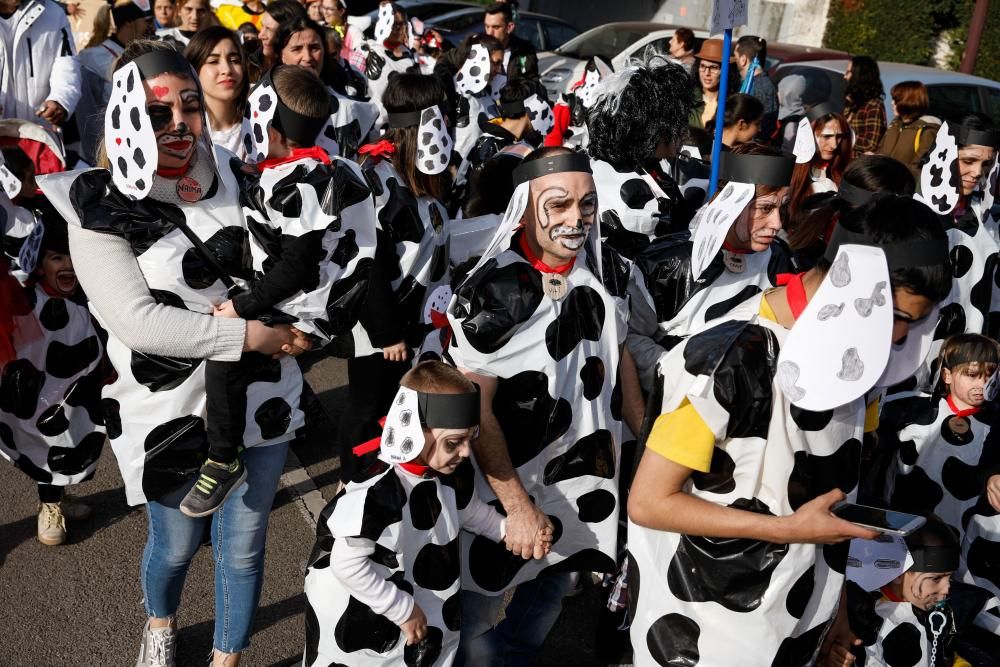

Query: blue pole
left=707, top=28, right=733, bottom=197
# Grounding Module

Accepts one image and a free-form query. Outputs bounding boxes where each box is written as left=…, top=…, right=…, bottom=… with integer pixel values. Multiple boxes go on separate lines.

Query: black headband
left=836, top=180, right=876, bottom=207
left=910, top=545, right=960, bottom=573
left=112, top=2, right=149, bottom=26
left=261, top=68, right=331, bottom=145
left=417, top=389, right=480, bottom=429
left=806, top=102, right=838, bottom=122
left=512, top=152, right=592, bottom=187
left=133, top=49, right=192, bottom=81
left=387, top=105, right=443, bottom=129
left=498, top=99, right=526, bottom=118
left=718, top=151, right=795, bottom=187
left=957, top=126, right=1000, bottom=149
left=823, top=223, right=951, bottom=271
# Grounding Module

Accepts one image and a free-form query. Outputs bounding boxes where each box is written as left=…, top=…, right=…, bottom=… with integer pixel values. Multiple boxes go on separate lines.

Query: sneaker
left=60, top=494, right=92, bottom=521
left=135, top=620, right=176, bottom=667
left=37, top=502, right=66, bottom=546
left=179, top=459, right=247, bottom=518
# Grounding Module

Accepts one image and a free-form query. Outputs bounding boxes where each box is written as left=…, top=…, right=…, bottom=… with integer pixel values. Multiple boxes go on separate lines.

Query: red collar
left=399, top=461, right=434, bottom=477
left=776, top=272, right=808, bottom=320
left=255, top=146, right=331, bottom=172
left=722, top=240, right=751, bottom=255
left=946, top=394, right=981, bottom=417
left=518, top=233, right=575, bottom=275
left=880, top=585, right=904, bottom=603
left=156, top=163, right=190, bottom=178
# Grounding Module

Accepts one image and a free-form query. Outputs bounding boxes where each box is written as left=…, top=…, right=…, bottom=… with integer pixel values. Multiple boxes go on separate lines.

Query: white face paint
left=527, top=171, right=598, bottom=262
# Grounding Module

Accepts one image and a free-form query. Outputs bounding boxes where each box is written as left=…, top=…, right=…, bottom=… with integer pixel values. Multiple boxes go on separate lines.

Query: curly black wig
left=585, top=62, right=694, bottom=172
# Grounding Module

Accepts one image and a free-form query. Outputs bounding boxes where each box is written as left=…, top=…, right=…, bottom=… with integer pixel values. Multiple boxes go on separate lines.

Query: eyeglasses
left=699, top=62, right=721, bottom=73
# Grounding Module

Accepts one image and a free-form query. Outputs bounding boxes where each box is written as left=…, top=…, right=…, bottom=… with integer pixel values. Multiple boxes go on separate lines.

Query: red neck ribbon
left=399, top=461, right=433, bottom=476
left=880, top=585, right=904, bottom=603
left=722, top=240, right=751, bottom=255
left=776, top=272, right=808, bottom=320
left=518, top=233, right=575, bottom=275
left=358, top=140, right=397, bottom=160
left=256, top=146, right=331, bottom=172
left=946, top=394, right=981, bottom=417
left=156, top=163, right=190, bottom=178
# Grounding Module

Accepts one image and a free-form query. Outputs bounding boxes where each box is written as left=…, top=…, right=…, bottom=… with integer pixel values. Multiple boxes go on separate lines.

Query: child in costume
left=0, top=213, right=111, bottom=545
left=178, top=64, right=377, bottom=517
left=302, top=360, right=552, bottom=666
left=826, top=516, right=997, bottom=666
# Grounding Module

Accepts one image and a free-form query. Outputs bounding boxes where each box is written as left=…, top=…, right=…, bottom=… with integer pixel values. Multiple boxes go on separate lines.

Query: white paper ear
left=105, top=61, right=158, bottom=200
left=846, top=534, right=913, bottom=592
left=0, top=162, right=20, bottom=199
left=455, top=44, right=491, bottom=96
left=982, top=153, right=999, bottom=213
left=458, top=180, right=530, bottom=288
left=576, top=68, right=603, bottom=108
left=380, top=386, right=425, bottom=464
left=415, top=106, right=453, bottom=175
left=792, top=116, right=815, bottom=164
left=917, top=121, right=960, bottom=216
left=986, top=366, right=1000, bottom=403
left=876, top=305, right=938, bottom=388
left=241, top=77, right=278, bottom=164
left=374, top=2, right=394, bottom=43
left=777, top=245, right=893, bottom=410
left=689, top=181, right=756, bottom=280
left=525, top=94, right=554, bottom=136
left=17, top=214, right=43, bottom=276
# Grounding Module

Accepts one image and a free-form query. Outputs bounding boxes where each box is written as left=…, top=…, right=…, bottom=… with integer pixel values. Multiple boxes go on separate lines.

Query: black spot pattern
left=254, top=397, right=292, bottom=439
left=579, top=356, right=605, bottom=400
left=102, top=398, right=122, bottom=439
left=542, top=429, right=616, bottom=485
left=35, top=403, right=69, bottom=437
left=690, top=447, right=737, bottom=494
left=0, top=359, right=46, bottom=419
left=403, top=626, right=443, bottom=667
left=303, top=598, right=322, bottom=666
left=769, top=623, right=826, bottom=667
left=493, top=370, right=572, bottom=469
left=47, top=431, right=104, bottom=474
left=789, top=405, right=834, bottom=431
left=439, top=458, right=475, bottom=510
left=408, top=480, right=442, bottom=530
left=411, top=537, right=460, bottom=591
left=620, top=178, right=655, bottom=210
left=544, top=286, right=605, bottom=361
left=441, top=592, right=461, bottom=631
left=950, top=244, right=974, bottom=278
left=785, top=565, right=815, bottom=619
left=940, top=416, right=974, bottom=446
left=38, top=298, right=69, bottom=331
left=576, top=489, right=616, bottom=522
left=13, top=454, right=53, bottom=483
left=140, top=415, right=208, bottom=501
left=358, top=471, right=407, bottom=541
left=467, top=533, right=531, bottom=592
left=703, top=284, right=763, bottom=323
left=966, top=536, right=1000, bottom=589
left=380, top=178, right=425, bottom=245
left=786, top=438, right=862, bottom=511
left=933, top=302, right=966, bottom=341
left=941, top=456, right=982, bottom=501
left=646, top=613, right=700, bottom=666
left=892, top=465, right=944, bottom=517
left=46, top=337, right=100, bottom=378
left=881, top=621, right=922, bottom=667
left=429, top=241, right=447, bottom=283
left=334, top=594, right=401, bottom=654
left=131, top=352, right=201, bottom=392
left=454, top=259, right=543, bottom=354
left=330, top=229, right=359, bottom=269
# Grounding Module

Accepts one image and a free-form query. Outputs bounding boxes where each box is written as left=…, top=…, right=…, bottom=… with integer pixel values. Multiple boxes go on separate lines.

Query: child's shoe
left=37, top=502, right=66, bottom=546
left=179, top=459, right=247, bottom=518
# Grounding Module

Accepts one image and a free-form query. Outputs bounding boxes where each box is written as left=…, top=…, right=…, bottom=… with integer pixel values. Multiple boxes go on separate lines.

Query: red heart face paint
left=151, top=85, right=170, bottom=99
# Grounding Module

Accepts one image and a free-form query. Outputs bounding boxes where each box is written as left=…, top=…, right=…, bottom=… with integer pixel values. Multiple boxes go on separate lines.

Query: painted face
left=890, top=288, right=936, bottom=346
left=178, top=0, right=208, bottom=32
left=943, top=361, right=994, bottom=409
left=525, top=170, right=598, bottom=263
left=144, top=72, right=203, bottom=170
left=814, top=119, right=845, bottom=161
left=728, top=186, right=788, bottom=253
left=260, top=11, right=280, bottom=58
left=199, top=38, right=244, bottom=105
left=900, top=570, right=952, bottom=611
left=153, top=0, right=175, bottom=26
left=699, top=60, right=721, bottom=92
left=957, top=144, right=996, bottom=196
left=281, top=28, right=325, bottom=75
left=483, top=12, right=511, bottom=46
left=419, top=426, right=478, bottom=474
left=36, top=249, right=77, bottom=296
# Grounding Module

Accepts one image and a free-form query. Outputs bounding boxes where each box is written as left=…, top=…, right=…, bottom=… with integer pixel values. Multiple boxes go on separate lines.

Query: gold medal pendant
left=543, top=273, right=568, bottom=301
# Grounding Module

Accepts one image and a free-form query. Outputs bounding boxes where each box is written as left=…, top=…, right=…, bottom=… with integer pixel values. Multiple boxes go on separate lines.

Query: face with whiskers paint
left=523, top=170, right=597, bottom=264
left=144, top=72, right=203, bottom=170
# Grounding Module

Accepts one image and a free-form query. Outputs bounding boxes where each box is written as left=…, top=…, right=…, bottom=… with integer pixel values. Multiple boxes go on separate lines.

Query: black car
left=427, top=7, right=579, bottom=52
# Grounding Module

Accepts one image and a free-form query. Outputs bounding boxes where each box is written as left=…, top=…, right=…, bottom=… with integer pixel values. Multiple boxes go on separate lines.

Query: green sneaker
left=179, top=459, right=247, bottom=518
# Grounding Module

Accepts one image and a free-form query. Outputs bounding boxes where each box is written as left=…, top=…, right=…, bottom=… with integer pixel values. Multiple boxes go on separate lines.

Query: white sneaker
left=135, top=620, right=177, bottom=667
left=37, top=502, right=66, bottom=546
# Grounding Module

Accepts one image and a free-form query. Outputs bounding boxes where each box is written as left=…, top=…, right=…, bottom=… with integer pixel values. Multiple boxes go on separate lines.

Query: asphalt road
left=0, top=354, right=617, bottom=667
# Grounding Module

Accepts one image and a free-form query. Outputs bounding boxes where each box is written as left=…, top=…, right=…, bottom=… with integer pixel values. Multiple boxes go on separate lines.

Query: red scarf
left=722, top=241, right=751, bottom=255
left=255, top=146, right=331, bottom=172
left=946, top=394, right=981, bottom=417
left=518, top=233, right=575, bottom=275
left=358, top=140, right=397, bottom=160
left=776, top=272, right=809, bottom=320
left=156, top=163, right=190, bottom=178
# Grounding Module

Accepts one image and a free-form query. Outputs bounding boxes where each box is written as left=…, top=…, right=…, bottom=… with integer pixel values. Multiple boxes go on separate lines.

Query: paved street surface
left=0, top=355, right=613, bottom=666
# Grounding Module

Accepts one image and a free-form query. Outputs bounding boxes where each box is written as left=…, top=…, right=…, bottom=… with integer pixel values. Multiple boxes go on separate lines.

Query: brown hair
left=400, top=361, right=476, bottom=394
left=937, top=333, right=1000, bottom=392
left=268, top=66, right=331, bottom=148
left=184, top=27, right=250, bottom=129
left=786, top=112, right=852, bottom=219
left=673, top=28, right=694, bottom=52
left=890, top=80, right=929, bottom=122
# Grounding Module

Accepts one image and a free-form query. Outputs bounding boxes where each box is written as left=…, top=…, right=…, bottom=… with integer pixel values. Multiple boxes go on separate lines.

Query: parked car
left=360, top=0, right=478, bottom=32
left=424, top=7, right=579, bottom=53
left=536, top=21, right=709, bottom=101
left=764, top=42, right=849, bottom=77
left=773, top=59, right=1000, bottom=125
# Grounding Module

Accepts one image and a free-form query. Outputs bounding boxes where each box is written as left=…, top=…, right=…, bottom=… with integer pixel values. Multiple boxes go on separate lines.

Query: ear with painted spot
left=374, top=3, right=394, bottom=43
left=105, top=61, right=158, bottom=199
left=576, top=68, right=603, bottom=109
left=524, top=94, right=554, bottom=136
left=415, top=106, right=453, bottom=175
left=454, top=44, right=491, bottom=96
left=689, top=181, right=756, bottom=280
left=915, top=121, right=960, bottom=216
left=379, top=386, right=425, bottom=464
left=241, top=76, right=278, bottom=164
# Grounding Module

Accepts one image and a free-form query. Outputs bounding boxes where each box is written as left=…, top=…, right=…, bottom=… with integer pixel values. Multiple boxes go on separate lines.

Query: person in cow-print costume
left=335, top=72, right=455, bottom=482
left=447, top=147, right=645, bottom=665
left=38, top=40, right=311, bottom=667
left=586, top=58, right=695, bottom=259
left=627, top=143, right=796, bottom=390
left=360, top=2, right=419, bottom=127
left=451, top=36, right=505, bottom=198
left=628, top=195, right=952, bottom=667
left=303, top=360, right=551, bottom=667
left=547, top=56, right=612, bottom=151
left=0, top=212, right=113, bottom=546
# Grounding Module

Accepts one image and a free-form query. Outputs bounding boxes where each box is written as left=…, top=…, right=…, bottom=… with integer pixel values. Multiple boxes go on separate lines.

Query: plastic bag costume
left=38, top=51, right=305, bottom=505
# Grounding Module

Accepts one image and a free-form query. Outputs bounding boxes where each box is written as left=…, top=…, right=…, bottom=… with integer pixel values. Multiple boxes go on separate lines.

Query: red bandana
left=255, top=146, right=331, bottom=172
left=776, top=272, right=808, bottom=321
left=156, top=163, right=190, bottom=178
left=518, top=233, right=575, bottom=275
left=880, top=585, right=904, bottom=603
left=358, top=140, right=397, bottom=159
left=399, top=461, right=433, bottom=476
left=946, top=394, right=981, bottom=417
left=722, top=241, right=751, bottom=255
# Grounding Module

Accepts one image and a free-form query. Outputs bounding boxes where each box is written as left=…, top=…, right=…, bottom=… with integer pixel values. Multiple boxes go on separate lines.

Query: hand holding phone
left=832, top=502, right=926, bottom=536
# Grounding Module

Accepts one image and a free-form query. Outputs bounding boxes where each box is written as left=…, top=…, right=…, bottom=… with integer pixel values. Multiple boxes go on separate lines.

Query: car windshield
left=556, top=24, right=657, bottom=60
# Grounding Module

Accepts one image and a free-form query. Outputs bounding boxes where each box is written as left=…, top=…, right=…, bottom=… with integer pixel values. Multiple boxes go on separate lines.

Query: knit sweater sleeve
left=68, top=225, right=247, bottom=361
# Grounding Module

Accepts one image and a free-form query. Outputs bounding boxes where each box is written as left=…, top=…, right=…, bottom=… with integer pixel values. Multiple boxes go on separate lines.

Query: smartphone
left=832, top=502, right=926, bottom=536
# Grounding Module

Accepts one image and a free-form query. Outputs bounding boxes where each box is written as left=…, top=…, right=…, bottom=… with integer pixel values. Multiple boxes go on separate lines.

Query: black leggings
left=203, top=353, right=272, bottom=464
left=38, top=483, right=63, bottom=503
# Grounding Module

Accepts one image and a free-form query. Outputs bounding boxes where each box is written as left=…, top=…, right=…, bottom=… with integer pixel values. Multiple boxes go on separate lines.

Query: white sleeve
left=331, top=537, right=415, bottom=626
left=46, top=15, right=81, bottom=114
left=459, top=494, right=506, bottom=541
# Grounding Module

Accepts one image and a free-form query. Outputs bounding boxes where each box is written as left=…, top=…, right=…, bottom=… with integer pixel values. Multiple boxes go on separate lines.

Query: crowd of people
left=1, top=1, right=1000, bottom=665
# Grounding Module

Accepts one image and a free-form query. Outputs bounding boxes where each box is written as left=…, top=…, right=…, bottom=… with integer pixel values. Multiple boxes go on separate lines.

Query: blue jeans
left=456, top=571, right=577, bottom=667
left=140, top=441, right=289, bottom=653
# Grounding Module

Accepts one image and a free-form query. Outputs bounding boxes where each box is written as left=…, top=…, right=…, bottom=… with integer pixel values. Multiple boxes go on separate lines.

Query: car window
left=926, top=85, right=983, bottom=123
left=984, top=87, right=1000, bottom=121
left=628, top=36, right=671, bottom=60
left=556, top=24, right=657, bottom=60
left=433, top=11, right=483, bottom=31
left=773, top=65, right=845, bottom=112
left=543, top=21, right=579, bottom=51
left=517, top=18, right=544, bottom=51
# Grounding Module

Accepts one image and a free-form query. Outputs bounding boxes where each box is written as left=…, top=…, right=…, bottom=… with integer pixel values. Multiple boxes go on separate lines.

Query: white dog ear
left=241, top=76, right=278, bottom=164
left=415, top=106, right=453, bottom=175
left=379, top=387, right=425, bottom=464
left=525, top=94, right=554, bottom=136
left=915, top=121, right=961, bottom=216
left=374, top=3, right=394, bottom=43
left=792, top=117, right=816, bottom=164
left=105, top=61, right=158, bottom=199
left=455, top=44, right=491, bottom=96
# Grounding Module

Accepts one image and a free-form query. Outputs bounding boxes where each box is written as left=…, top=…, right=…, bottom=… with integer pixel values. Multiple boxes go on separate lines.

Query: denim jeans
left=456, top=571, right=577, bottom=667
left=140, top=441, right=289, bottom=653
